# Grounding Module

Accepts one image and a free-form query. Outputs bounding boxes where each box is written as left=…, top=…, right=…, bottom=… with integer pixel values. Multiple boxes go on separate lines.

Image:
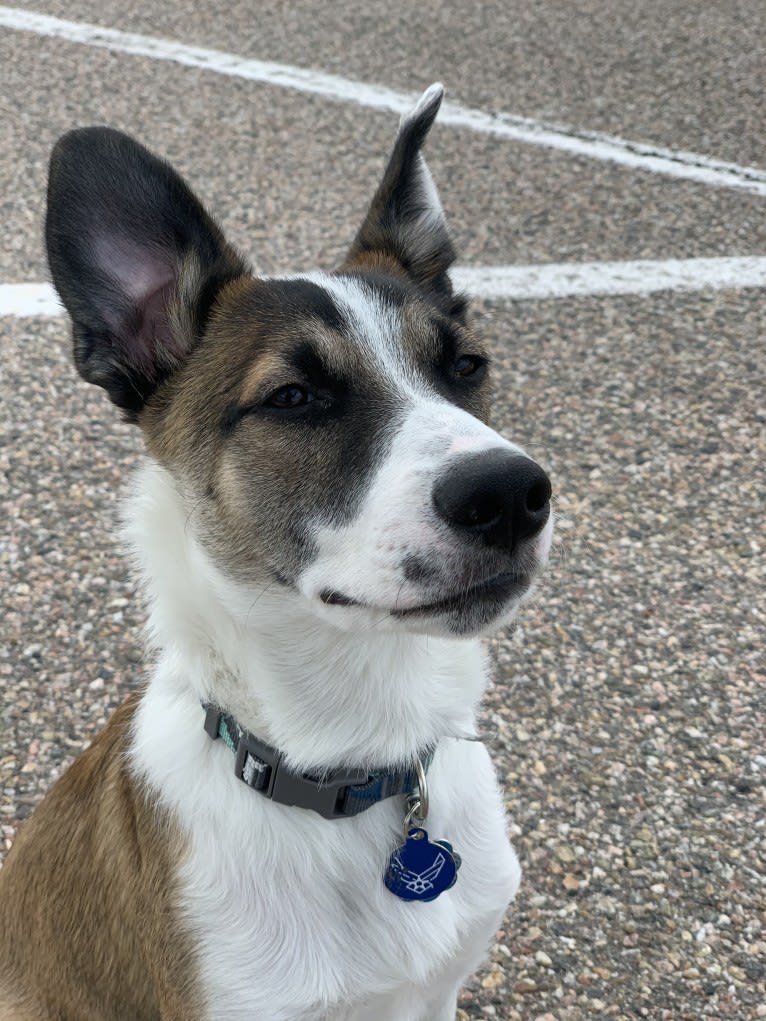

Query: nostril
left=465, top=490, right=504, bottom=529
left=526, top=478, right=551, bottom=515
left=433, top=486, right=503, bottom=530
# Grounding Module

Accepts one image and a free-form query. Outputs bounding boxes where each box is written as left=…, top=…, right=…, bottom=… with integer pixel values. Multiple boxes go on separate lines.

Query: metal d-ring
left=402, top=757, right=429, bottom=838
left=413, top=757, right=429, bottom=819
left=402, top=799, right=423, bottom=837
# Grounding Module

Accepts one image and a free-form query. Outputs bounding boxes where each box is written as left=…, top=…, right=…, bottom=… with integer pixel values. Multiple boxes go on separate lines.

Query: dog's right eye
left=264, top=385, right=316, bottom=409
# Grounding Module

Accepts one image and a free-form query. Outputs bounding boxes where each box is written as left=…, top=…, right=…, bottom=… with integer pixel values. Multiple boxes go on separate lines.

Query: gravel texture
left=3, top=17, right=766, bottom=287
left=8, top=0, right=766, bottom=166
left=2, top=3, right=765, bottom=1019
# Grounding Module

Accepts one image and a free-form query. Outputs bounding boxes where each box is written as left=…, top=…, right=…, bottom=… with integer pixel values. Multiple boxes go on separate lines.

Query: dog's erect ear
left=46, top=127, right=247, bottom=416
left=345, top=83, right=456, bottom=295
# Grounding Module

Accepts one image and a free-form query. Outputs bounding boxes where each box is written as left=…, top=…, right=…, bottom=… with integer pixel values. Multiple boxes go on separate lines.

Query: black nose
left=432, top=450, right=551, bottom=549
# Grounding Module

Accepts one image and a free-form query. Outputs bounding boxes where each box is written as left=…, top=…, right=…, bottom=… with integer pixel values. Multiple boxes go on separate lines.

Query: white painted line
left=452, top=256, right=766, bottom=300
left=0, top=283, right=63, bottom=317
left=4, top=258, right=765, bottom=318
left=1, top=6, right=766, bottom=197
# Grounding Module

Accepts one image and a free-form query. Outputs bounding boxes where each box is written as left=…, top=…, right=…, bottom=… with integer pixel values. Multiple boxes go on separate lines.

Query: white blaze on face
left=303, top=271, right=413, bottom=387
left=298, top=395, right=528, bottom=612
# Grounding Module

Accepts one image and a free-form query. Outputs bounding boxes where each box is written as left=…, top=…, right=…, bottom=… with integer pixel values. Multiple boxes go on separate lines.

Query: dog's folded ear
left=46, top=128, right=247, bottom=417
left=345, top=83, right=457, bottom=300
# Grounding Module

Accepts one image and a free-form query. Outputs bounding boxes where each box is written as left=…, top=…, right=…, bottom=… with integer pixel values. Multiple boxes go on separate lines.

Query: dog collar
left=202, top=704, right=433, bottom=820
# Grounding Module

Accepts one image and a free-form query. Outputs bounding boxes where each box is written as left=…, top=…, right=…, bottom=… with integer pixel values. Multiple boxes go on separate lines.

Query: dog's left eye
left=452, top=355, right=486, bottom=379
left=264, top=385, right=316, bottom=409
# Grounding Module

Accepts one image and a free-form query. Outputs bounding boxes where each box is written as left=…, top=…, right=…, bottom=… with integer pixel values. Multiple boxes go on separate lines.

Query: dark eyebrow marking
left=265, top=278, right=347, bottom=333
left=291, top=341, right=347, bottom=391
left=429, top=318, right=462, bottom=366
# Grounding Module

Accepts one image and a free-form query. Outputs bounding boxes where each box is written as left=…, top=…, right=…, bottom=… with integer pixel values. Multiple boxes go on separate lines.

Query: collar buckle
left=269, top=760, right=370, bottom=819
left=228, top=716, right=369, bottom=818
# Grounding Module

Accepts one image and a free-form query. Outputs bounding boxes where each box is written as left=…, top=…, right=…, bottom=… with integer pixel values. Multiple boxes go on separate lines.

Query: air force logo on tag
left=397, top=851, right=447, bottom=896
left=384, top=828, right=461, bottom=902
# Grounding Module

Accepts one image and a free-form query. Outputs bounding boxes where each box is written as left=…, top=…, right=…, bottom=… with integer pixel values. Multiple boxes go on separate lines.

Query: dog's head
left=46, top=85, right=552, bottom=638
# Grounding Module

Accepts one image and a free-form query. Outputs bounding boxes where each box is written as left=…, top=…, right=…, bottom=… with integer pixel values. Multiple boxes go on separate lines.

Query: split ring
left=413, top=757, right=429, bottom=820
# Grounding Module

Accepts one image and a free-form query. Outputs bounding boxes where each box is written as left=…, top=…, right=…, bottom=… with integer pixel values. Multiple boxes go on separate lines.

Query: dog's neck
left=124, top=461, right=488, bottom=773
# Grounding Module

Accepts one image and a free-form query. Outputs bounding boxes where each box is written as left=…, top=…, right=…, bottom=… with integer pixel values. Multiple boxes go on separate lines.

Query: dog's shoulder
left=0, top=691, right=203, bottom=1021
left=1, top=692, right=146, bottom=877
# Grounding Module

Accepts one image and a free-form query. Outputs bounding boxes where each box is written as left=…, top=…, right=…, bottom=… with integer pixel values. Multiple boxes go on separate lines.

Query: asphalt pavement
left=1, top=3, right=764, bottom=1019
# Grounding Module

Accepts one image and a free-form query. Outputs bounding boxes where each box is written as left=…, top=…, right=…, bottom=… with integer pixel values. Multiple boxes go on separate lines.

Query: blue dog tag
left=385, top=827, right=461, bottom=902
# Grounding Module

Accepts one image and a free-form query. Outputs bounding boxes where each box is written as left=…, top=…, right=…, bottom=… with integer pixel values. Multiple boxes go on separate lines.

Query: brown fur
left=4, top=98, right=490, bottom=1017
left=136, top=272, right=489, bottom=593
left=0, top=694, right=202, bottom=1021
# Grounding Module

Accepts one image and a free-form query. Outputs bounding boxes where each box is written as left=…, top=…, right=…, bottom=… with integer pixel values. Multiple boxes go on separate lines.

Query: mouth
left=392, top=571, right=530, bottom=618
left=319, top=571, right=531, bottom=618
left=319, top=589, right=361, bottom=608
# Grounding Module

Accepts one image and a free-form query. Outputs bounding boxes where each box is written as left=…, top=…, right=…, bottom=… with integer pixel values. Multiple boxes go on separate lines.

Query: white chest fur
left=131, top=685, right=519, bottom=1021
left=125, top=464, right=522, bottom=1019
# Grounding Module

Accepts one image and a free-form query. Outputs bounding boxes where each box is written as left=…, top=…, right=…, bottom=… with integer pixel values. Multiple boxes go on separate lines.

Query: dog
left=0, top=84, right=552, bottom=1020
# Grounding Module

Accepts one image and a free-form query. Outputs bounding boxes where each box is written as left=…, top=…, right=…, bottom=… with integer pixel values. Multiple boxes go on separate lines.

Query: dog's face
left=46, top=85, right=552, bottom=637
